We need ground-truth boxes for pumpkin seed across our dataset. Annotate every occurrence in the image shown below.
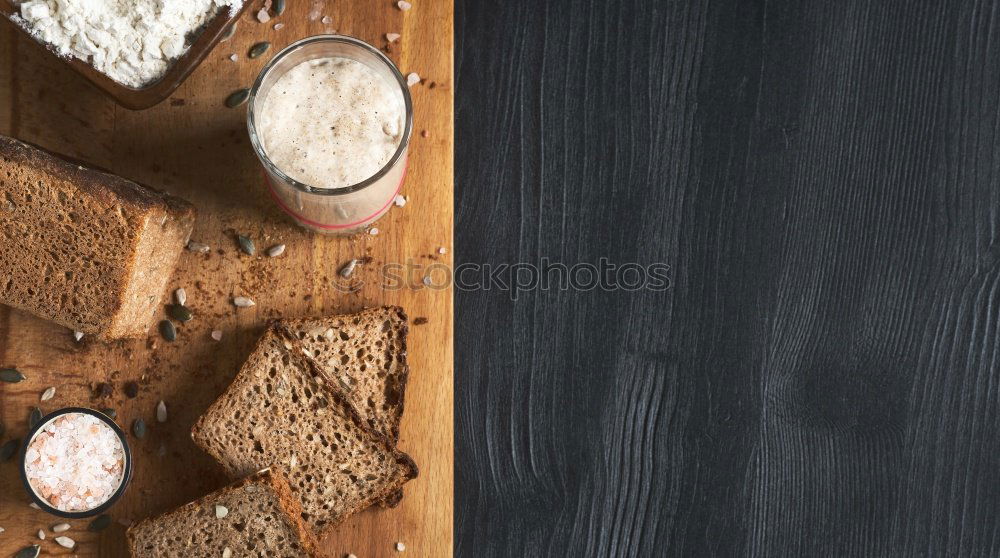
[159,320,177,341]
[132,418,146,439]
[54,536,75,549]
[225,88,250,108]
[88,514,112,532]
[233,296,256,308]
[156,400,167,423]
[237,234,256,255]
[248,41,270,59]
[40,386,56,402]
[14,545,40,558]
[266,244,285,257]
[28,407,42,429]
[100,408,117,419]
[273,0,286,15]
[0,368,25,383]
[220,22,237,42]
[0,438,19,461]
[168,304,193,322]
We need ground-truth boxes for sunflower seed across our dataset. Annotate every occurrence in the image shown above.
[225,88,250,108]
[37,529,45,540]
[54,536,75,549]
[215,505,229,519]
[132,418,146,439]
[233,297,255,308]
[273,0,286,15]
[223,547,233,558]
[73,330,84,342]
[397,0,411,11]
[406,72,420,86]
[52,523,70,533]
[100,408,117,419]
[386,33,400,42]
[174,288,187,305]
[339,259,358,278]
[14,545,39,558]
[220,22,237,42]
[29,407,42,429]
[187,241,211,253]
[88,515,111,532]
[159,320,177,341]
[237,234,256,255]
[248,41,270,59]
[266,244,285,257]
[211,329,223,341]
[0,368,25,383]
[168,304,193,322]
[0,438,19,461]
[156,400,167,423]
[40,387,55,402]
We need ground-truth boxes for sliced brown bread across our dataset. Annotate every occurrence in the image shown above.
[280,306,410,508]
[0,135,195,338]
[127,468,318,558]
[191,326,418,532]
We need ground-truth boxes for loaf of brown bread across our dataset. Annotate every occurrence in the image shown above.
[281,306,411,507]
[191,325,418,532]
[127,468,318,558]
[0,135,195,338]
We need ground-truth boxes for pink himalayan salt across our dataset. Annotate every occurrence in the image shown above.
[24,413,125,512]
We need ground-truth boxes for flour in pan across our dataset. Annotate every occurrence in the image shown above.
[12,0,243,88]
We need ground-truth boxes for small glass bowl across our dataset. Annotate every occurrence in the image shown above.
[247,35,413,234]
[19,407,133,519]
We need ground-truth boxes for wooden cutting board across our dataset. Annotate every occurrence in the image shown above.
[0,1,452,556]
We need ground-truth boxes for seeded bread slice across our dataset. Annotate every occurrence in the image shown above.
[127,468,318,558]
[191,326,418,532]
[0,135,195,338]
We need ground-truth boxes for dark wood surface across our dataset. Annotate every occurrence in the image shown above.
[456,0,1000,556]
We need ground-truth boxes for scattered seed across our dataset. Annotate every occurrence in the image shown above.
[0,439,19,461]
[28,407,42,429]
[238,234,256,255]
[168,304,193,322]
[223,547,233,558]
[394,194,407,207]
[175,288,187,306]
[339,259,358,278]
[396,541,406,551]
[159,320,177,341]
[73,330,84,342]
[40,387,55,402]
[273,22,284,30]
[124,381,139,399]
[220,22,237,41]
[187,241,211,253]
[438,246,447,254]
[397,0,412,11]
[421,129,429,138]
[14,545,39,558]
[52,523,70,533]
[386,33,400,42]
[88,515,111,532]
[156,400,167,423]
[37,529,44,540]
[54,536,75,549]
[249,41,271,59]
[211,329,223,341]
[413,317,429,325]
[132,419,146,439]
[233,297,256,308]
[225,88,250,108]
[406,72,420,86]
[216,504,229,519]
[256,8,270,22]
[369,227,380,235]
[0,368,25,383]
[100,408,117,419]
[266,244,286,257]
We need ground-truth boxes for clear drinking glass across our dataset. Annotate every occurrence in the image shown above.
[247,35,413,234]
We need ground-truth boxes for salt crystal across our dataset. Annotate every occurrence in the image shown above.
[438,247,447,254]
[396,541,406,551]
[386,33,401,42]
[406,72,420,87]
[397,1,412,11]
[73,330,84,342]
[321,15,332,24]
[273,23,284,30]
[394,194,407,207]
[211,329,223,341]
[369,227,380,235]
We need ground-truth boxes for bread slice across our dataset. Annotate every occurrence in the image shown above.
[281,306,411,508]
[191,326,418,532]
[127,468,318,558]
[0,135,195,338]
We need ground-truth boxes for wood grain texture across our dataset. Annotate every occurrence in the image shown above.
[456,0,1000,556]
[0,0,452,556]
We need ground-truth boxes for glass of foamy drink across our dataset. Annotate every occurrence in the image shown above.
[248,35,413,234]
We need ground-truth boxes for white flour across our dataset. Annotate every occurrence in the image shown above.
[12,0,243,88]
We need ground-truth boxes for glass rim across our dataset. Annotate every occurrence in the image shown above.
[247,34,413,196]
[19,407,133,519]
